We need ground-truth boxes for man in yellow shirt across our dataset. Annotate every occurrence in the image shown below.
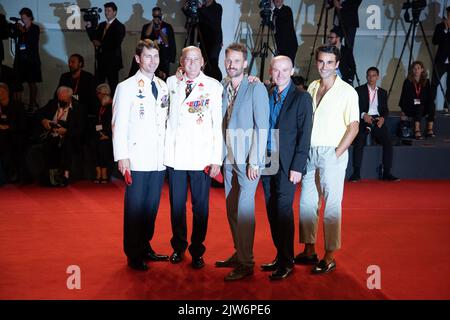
[296,45,359,274]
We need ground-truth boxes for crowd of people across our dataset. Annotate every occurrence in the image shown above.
[0,1,449,279]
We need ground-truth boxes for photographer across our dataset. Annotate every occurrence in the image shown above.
[38,86,84,187]
[87,2,125,95]
[0,83,26,185]
[13,8,42,111]
[330,0,362,53]
[182,0,223,81]
[272,0,298,65]
[129,7,176,80]
[431,6,450,113]
[1,13,9,62]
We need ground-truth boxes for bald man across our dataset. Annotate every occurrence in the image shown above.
[164,46,223,269]
[260,56,313,280]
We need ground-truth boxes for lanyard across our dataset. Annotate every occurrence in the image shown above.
[72,76,80,95]
[98,105,106,123]
[414,82,422,98]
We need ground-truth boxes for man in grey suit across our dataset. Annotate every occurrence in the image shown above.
[215,43,270,281]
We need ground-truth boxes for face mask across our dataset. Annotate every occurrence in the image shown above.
[59,100,69,108]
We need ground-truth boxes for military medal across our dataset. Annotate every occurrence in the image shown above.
[137,79,145,99]
[139,103,145,119]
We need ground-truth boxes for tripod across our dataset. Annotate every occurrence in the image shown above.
[305,0,330,83]
[387,11,448,112]
[248,21,277,81]
[184,18,210,72]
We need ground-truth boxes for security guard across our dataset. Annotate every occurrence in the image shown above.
[112,39,169,271]
[164,46,223,269]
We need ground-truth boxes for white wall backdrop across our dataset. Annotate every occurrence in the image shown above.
[0,0,447,110]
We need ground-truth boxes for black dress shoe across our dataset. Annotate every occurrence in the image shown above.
[192,256,205,269]
[127,258,148,271]
[269,266,294,280]
[144,250,169,262]
[224,265,254,281]
[382,173,400,182]
[260,259,278,272]
[312,259,336,274]
[294,253,319,265]
[349,173,361,182]
[170,251,184,264]
[215,256,238,268]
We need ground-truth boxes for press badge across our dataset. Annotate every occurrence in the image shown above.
[19,44,26,50]
[414,99,421,105]
[96,124,103,131]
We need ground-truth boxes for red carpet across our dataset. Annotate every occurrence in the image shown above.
[1,179,450,300]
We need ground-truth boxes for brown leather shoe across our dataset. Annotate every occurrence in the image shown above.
[224,265,254,281]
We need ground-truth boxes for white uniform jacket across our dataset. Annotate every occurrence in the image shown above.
[164,72,223,170]
[112,70,169,171]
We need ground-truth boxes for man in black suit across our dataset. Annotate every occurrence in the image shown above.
[431,6,450,113]
[331,0,362,52]
[260,55,313,280]
[38,86,84,186]
[273,0,298,65]
[349,67,399,182]
[88,2,125,94]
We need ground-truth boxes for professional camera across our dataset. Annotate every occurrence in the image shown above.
[7,17,23,38]
[402,0,427,23]
[185,0,205,23]
[259,0,273,27]
[81,7,102,29]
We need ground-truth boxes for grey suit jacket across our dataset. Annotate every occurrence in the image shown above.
[222,76,270,171]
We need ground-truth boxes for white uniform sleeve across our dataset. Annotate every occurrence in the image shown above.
[112,82,130,161]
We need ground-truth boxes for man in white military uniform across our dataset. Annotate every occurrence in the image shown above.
[165,46,223,269]
[112,39,170,271]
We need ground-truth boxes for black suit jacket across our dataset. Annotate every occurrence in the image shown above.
[57,70,96,115]
[355,84,389,119]
[432,21,450,64]
[38,99,84,147]
[0,14,9,61]
[273,5,298,56]
[272,82,313,176]
[95,19,126,70]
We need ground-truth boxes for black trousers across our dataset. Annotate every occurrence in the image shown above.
[167,167,211,258]
[352,122,393,175]
[123,170,165,260]
[261,170,296,269]
[431,62,450,110]
[96,62,119,95]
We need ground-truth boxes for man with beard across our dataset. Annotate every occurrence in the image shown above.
[215,43,269,281]
[56,54,96,115]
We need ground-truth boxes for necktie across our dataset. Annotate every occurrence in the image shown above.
[151,81,158,100]
[226,83,238,123]
[185,80,193,98]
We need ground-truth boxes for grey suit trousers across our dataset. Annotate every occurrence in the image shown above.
[224,164,260,267]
